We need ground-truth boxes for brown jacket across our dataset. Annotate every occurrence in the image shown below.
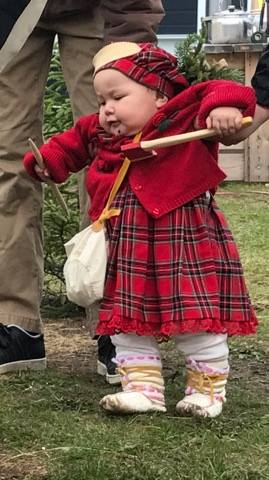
[0,0,164,73]
[41,0,165,43]
[103,0,165,43]
[41,0,100,18]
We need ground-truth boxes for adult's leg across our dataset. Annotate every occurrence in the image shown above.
[0,26,55,330]
[100,333,166,414]
[0,26,55,372]
[174,333,229,418]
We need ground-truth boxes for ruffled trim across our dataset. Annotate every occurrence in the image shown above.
[95,314,258,337]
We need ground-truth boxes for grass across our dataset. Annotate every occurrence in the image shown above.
[1,369,269,479]
[1,182,269,480]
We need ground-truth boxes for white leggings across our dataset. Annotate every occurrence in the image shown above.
[111,332,229,367]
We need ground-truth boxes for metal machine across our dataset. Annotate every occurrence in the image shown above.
[204,0,268,43]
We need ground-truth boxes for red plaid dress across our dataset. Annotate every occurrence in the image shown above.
[96,186,257,337]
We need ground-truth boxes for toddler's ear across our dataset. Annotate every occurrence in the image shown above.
[156,93,168,109]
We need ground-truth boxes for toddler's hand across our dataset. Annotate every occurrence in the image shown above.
[34,165,51,182]
[206,107,243,136]
[24,150,51,182]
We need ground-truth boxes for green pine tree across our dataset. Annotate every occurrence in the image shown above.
[43,48,82,316]
[175,31,244,84]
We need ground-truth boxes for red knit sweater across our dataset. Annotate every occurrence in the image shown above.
[24,80,255,220]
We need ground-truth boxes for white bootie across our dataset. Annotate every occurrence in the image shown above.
[100,391,167,414]
[176,392,224,418]
[176,357,228,418]
[100,358,166,414]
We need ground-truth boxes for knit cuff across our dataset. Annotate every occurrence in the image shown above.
[197,85,256,127]
[23,145,70,183]
[37,144,69,183]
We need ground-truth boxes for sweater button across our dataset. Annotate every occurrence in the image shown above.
[152,207,160,216]
[134,184,142,191]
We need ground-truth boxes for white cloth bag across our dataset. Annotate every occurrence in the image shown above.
[63,225,107,307]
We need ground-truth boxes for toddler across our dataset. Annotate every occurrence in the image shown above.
[24,42,257,417]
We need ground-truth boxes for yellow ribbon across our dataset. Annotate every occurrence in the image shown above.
[187,369,228,401]
[91,208,121,232]
[92,132,142,231]
[116,364,164,389]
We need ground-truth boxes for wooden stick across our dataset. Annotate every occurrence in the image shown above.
[28,138,69,216]
[139,116,253,151]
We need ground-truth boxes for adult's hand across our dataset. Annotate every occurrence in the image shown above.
[220,104,269,145]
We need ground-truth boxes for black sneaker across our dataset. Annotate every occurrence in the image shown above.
[0,324,46,374]
[97,335,121,385]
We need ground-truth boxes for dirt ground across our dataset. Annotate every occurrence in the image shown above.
[44,317,97,376]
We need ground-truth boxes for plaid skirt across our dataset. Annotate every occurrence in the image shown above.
[96,187,258,337]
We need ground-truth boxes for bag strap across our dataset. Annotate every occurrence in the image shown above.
[92,131,142,231]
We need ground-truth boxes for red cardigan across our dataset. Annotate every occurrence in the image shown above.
[24,80,255,220]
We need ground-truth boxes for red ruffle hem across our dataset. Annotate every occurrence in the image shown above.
[95,187,258,338]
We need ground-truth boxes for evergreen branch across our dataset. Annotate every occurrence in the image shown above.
[175,31,244,85]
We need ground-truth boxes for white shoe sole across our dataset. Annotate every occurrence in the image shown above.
[100,391,167,414]
[175,393,224,418]
[97,360,121,385]
[0,358,47,374]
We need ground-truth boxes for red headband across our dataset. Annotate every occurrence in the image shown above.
[96,43,189,99]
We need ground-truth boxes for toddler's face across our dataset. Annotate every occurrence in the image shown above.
[94,69,167,136]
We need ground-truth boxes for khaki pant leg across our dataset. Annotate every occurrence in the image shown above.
[0,27,54,332]
[55,10,104,229]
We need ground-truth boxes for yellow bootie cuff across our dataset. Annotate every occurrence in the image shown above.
[186,369,228,401]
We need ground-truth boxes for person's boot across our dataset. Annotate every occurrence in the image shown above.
[0,324,46,374]
[97,335,121,384]
[100,355,166,414]
[175,357,229,418]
